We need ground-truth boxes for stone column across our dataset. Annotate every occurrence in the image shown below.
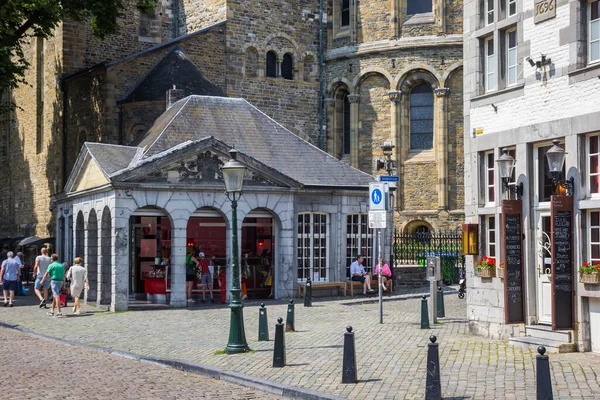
[388,90,402,221]
[296,61,304,82]
[434,87,450,210]
[170,219,187,307]
[83,218,90,304]
[348,94,360,168]
[112,214,129,311]
[324,97,337,155]
[390,0,399,38]
[434,0,446,34]
[96,221,103,307]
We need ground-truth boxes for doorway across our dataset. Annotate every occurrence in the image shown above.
[535,211,552,324]
[241,214,274,299]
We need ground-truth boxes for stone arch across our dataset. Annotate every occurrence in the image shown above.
[352,67,394,90]
[402,219,436,235]
[327,82,351,160]
[244,46,259,77]
[398,68,441,93]
[128,123,147,144]
[266,50,278,78]
[75,211,85,260]
[86,209,98,303]
[264,33,300,55]
[281,52,294,80]
[441,62,463,85]
[327,77,355,96]
[100,206,112,305]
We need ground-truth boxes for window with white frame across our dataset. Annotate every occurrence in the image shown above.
[506,29,518,86]
[486,0,495,25]
[346,214,374,278]
[485,37,496,92]
[486,215,497,258]
[485,151,495,204]
[297,213,329,282]
[507,0,516,17]
[589,134,600,195]
[589,211,600,263]
[590,0,599,64]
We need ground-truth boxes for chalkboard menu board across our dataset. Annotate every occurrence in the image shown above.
[551,195,574,330]
[502,200,525,324]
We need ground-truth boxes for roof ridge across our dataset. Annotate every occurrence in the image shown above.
[142,96,193,157]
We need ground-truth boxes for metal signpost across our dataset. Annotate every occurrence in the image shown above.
[369,182,388,324]
[426,256,441,325]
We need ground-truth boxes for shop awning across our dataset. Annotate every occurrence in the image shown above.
[17,236,55,247]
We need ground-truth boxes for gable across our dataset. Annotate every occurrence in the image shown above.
[71,156,110,193]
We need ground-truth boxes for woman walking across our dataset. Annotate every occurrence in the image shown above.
[66,257,89,315]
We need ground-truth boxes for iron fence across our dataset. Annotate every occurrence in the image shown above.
[393,230,464,284]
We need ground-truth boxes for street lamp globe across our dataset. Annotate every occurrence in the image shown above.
[546,140,566,181]
[221,149,246,193]
[496,148,516,181]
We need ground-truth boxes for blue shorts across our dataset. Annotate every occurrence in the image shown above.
[35,277,50,290]
[50,280,63,297]
[2,280,17,292]
[351,275,366,283]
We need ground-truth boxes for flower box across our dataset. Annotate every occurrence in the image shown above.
[478,267,496,278]
[497,267,505,279]
[580,273,600,284]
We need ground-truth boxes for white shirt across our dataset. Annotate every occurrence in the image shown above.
[35,255,51,277]
[66,265,87,288]
[350,260,365,276]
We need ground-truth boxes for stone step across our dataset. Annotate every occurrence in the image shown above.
[525,325,572,343]
[508,336,577,353]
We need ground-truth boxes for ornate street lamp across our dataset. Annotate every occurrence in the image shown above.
[496,148,524,199]
[545,140,574,196]
[221,148,249,354]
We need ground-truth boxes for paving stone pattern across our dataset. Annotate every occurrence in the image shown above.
[2,288,600,399]
[2,326,280,400]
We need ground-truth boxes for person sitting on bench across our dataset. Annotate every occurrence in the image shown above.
[375,257,392,291]
[350,255,374,295]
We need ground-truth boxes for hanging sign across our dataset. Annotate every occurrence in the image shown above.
[502,200,525,324]
[551,195,574,330]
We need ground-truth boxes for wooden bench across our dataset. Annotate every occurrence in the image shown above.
[298,281,347,298]
[346,278,393,296]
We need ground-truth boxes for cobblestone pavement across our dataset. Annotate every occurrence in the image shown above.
[2,288,600,399]
[3,326,281,399]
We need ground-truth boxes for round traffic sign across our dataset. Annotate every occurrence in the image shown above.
[371,188,382,205]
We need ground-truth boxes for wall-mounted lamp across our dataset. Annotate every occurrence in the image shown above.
[462,223,479,256]
[526,54,551,69]
[545,139,574,196]
[496,148,524,199]
[125,189,132,197]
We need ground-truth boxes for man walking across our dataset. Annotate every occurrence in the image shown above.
[1,252,21,306]
[197,252,213,303]
[350,255,374,296]
[33,248,52,308]
[40,254,65,317]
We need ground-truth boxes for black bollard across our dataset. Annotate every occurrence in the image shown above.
[536,346,554,400]
[437,286,445,318]
[258,303,269,341]
[304,278,312,307]
[273,317,286,368]
[341,326,357,384]
[285,299,295,332]
[425,335,441,400]
[421,295,430,329]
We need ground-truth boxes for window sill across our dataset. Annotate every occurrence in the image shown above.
[334,27,351,39]
[405,150,435,164]
[403,12,435,26]
[470,83,525,107]
[568,62,600,84]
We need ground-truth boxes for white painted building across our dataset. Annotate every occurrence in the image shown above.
[464,0,600,352]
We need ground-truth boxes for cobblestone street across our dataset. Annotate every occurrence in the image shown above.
[3,326,280,399]
[2,288,600,399]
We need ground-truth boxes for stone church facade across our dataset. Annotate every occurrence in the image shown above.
[1,0,464,247]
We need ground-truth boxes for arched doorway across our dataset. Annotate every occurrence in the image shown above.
[75,212,84,261]
[241,209,276,300]
[100,207,112,305]
[186,208,227,303]
[87,210,98,303]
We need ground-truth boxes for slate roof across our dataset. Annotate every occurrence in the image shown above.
[134,95,374,188]
[118,48,225,104]
[85,143,142,176]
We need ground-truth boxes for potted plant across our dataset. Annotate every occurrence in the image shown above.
[476,255,496,278]
[497,261,505,279]
[579,262,600,284]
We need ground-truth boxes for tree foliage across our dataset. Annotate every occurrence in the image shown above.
[0,0,157,96]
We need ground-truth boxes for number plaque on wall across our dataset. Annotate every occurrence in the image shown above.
[502,200,525,324]
[551,195,574,330]
[534,0,556,24]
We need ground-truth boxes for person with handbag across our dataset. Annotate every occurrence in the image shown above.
[185,250,199,303]
[66,257,89,315]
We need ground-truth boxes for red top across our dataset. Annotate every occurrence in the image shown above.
[199,258,210,275]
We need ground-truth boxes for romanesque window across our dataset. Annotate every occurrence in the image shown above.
[36,36,44,154]
[281,53,293,80]
[345,214,373,278]
[407,0,432,14]
[590,0,599,64]
[266,51,277,78]
[343,94,351,155]
[409,83,434,150]
[341,0,350,27]
[297,213,329,282]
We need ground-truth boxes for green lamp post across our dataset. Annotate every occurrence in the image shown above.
[221,148,250,354]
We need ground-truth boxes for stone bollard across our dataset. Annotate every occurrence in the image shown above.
[437,286,445,318]
[304,277,312,307]
[421,295,430,329]
[285,299,295,332]
[341,326,357,384]
[536,346,554,400]
[273,317,286,368]
[425,335,441,400]
[258,303,269,341]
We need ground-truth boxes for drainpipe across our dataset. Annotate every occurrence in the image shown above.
[318,0,324,150]
[118,105,123,145]
[61,80,68,189]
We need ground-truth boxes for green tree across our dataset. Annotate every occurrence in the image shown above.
[0,0,156,98]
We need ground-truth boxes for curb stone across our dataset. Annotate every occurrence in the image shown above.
[2,320,347,400]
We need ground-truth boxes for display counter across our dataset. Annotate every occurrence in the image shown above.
[142,265,169,297]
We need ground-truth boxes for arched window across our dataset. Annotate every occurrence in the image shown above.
[407,0,432,14]
[409,83,434,150]
[343,94,351,155]
[266,51,277,78]
[281,53,293,80]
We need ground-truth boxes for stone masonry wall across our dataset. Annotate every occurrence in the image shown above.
[358,74,390,174]
[446,68,464,211]
[177,0,226,35]
[356,0,393,42]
